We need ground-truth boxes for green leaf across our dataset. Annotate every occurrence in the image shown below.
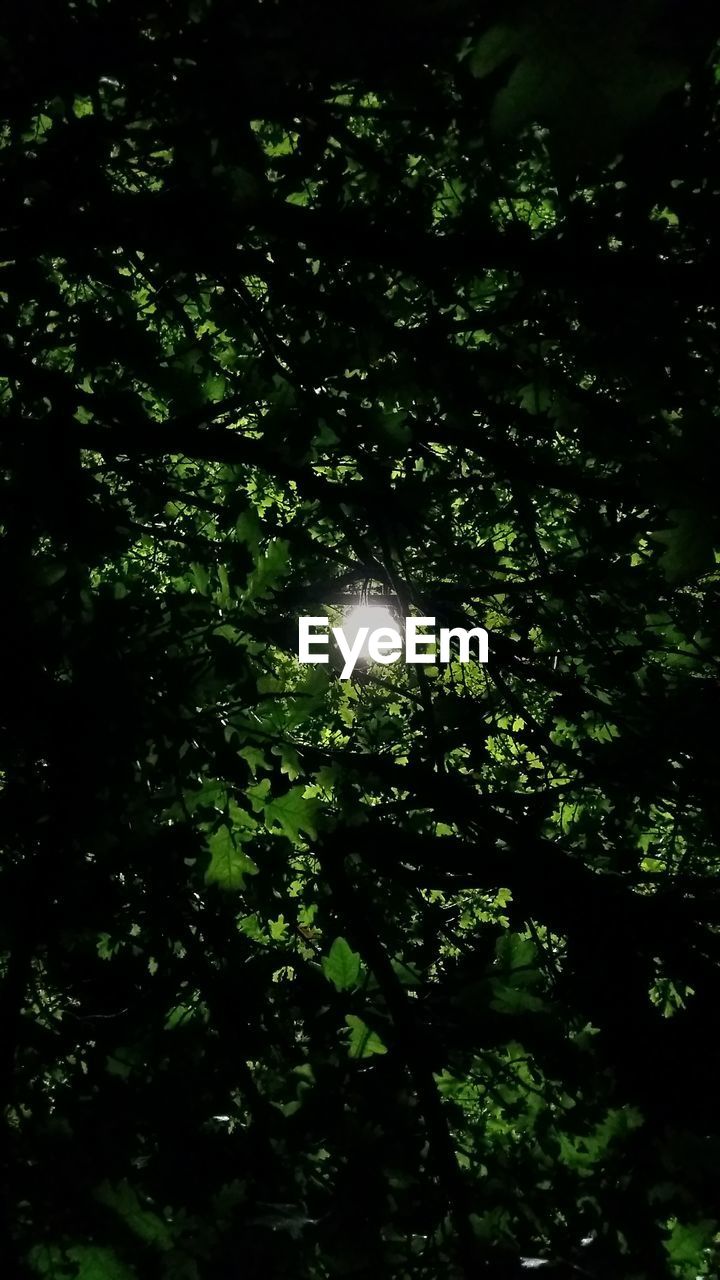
[95,1180,173,1251]
[105,1046,141,1079]
[35,559,68,587]
[235,508,261,554]
[469,7,686,165]
[264,787,320,843]
[163,1001,208,1030]
[390,958,423,987]
[468,22,518,78]
[97,932,121,960]
[345,1015,388,1058]
[665,1218,717,1269]
[653,508,715,583]
[494,932,537,975]
[67,1246,135,1280]
[205,826,258,891]
[216,562,231,602]
[28,1245,72,1279]
[245,538,289,600]
[246,777,272,812]
[490,986,546,1014]
[190,562,209,595]
[491,933,545,1012]
[269,914,288,940]
[322,937,362,991]
[203,373,226,402]
[212,1179,247,1216]
[238,745,270,776]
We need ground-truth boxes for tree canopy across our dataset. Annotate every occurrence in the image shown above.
[2,2,720,1277]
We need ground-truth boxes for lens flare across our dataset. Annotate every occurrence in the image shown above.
[342,604,398,662]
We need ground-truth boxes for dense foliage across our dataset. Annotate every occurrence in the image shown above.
[2,2,720,1276]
